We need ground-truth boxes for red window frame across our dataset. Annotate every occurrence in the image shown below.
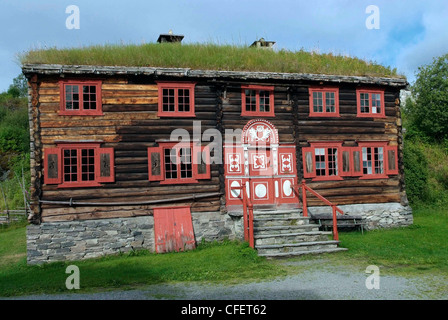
[309,87,340,117]
[148,142,210,184]
[358,142,388,179]
[44,143,115,188]
[241,85,275,117]
[157,82,196,117]
[59,80,102,116]
[302,142,343,181]
[356,89,385,118]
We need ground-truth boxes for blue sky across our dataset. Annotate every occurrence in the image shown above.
[1,0,447,92]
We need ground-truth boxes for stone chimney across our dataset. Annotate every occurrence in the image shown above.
[157,30,184,43]
[250,38,275,49]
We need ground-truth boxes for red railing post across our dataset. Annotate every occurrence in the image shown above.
[301,179,308,217]
[248,202,254,248]
[332,205,339,241]
[241,183,249,242]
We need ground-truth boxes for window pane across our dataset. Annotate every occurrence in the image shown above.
[65,85,80,110]
[313,92,323,113]
[327,148,338,176]
[81,148,95,181]
[325,92,335,113]
[163,89,175,112]
[360,93,369,113]
[372,93,381,114]
[315,148,326,176]
[180,147,192,179]
[177,89,190,112]
[63,149,78,182]
[81,85,97,110]
[164,148,177,179]
[374,147,384,174]
[245,89,256,112]
[259,90,270,112]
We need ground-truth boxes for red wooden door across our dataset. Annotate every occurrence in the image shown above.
[153,206,196,253]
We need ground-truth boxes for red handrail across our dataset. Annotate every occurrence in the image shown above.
[230,182,254,248]
[293,180,344,241]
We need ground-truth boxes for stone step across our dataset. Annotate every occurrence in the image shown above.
[256,240,340,255]
[253,216,310,227]
[254,224,320,235]
[254,231,333,246]
[258,247,348,258]
[253,209,304,220]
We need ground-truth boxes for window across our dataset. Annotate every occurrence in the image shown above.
[148,142,210,184]
[357,89,385,118]
[157,82,196,117]
[241,85,275,117]
[59,80,102,115]
[302,143,343,181]
[358,142,389,179]
[44,143,115,187]
[309,87,340,117]
[303,142,399,180]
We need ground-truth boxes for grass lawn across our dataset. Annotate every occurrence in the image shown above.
[335,206,448,275]
[0,230,286,297]
[0,206,447,297]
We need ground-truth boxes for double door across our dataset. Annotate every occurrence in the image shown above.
[225,145,298,207]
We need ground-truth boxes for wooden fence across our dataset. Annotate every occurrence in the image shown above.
[0,209,27,225]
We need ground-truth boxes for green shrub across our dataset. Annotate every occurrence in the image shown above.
[403,139,429,204]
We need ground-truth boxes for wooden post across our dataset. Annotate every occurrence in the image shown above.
[241,183,249,242]
[301,180,308,217]
[248,202,254,249]
[332,205,339,241]
[15,170,29,216]
[0,183,9,223]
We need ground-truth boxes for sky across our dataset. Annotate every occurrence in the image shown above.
[1,0,448,92]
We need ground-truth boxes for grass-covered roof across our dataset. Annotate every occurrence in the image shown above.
[19,42,404,79]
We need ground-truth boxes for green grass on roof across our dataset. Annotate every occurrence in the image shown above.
[19,42,404,78]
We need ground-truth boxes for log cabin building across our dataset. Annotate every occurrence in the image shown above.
[22,38,413,264]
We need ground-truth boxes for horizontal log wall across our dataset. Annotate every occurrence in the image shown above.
[32,75,404,222]
[37,76,221,222]
[293,83,403,206]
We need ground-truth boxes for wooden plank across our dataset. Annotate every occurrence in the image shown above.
[102,84,157,91]
[102,97,158,105]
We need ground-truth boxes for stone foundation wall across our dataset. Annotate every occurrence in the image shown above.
[27,211,243,265]
[308,202,413,230]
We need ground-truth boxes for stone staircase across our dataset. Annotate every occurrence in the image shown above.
[253,208,347,258]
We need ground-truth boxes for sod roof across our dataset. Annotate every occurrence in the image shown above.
[19,42,405,80]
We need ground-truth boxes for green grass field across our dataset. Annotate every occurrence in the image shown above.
[0,206,447,297]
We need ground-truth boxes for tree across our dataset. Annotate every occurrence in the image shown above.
[406,54,448,141]
[9,74,28,98]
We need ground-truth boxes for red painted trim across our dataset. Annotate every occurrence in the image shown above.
[356,88,386,118]
[59,80,103,116]
[154,142,209,184]
[96,147,115,183]
[306,142,343,181]
[157,82,196,118]
[148,146,164,181]
[358,141,389,179]
[385,144,399,175]
[43,147,62,185]
[308,87,340,117]
[241,85,275,117]
[52,143,114,188]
